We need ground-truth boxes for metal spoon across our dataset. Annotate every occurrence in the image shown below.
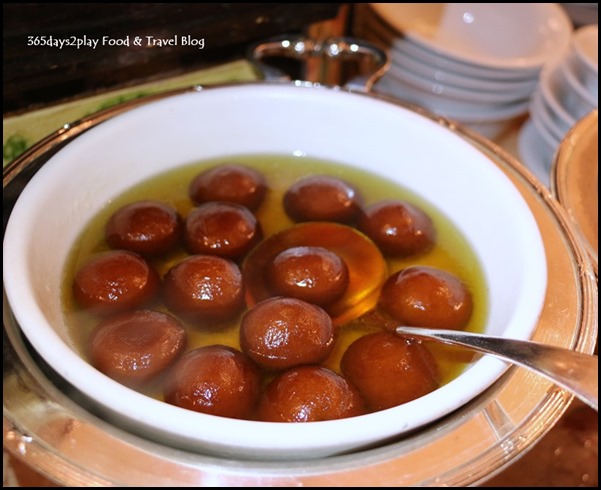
[395,326,598,411]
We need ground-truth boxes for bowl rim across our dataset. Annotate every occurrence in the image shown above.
[2,81,548,460]
[551,108,598,273]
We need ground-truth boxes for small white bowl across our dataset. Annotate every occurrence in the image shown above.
[375,68,530,117]
[568,24,598,98]
[386,61,530,105]
[529,88,570,141]
[518,119,554,185]
[386,43,538,97]
[538,62,578,128]
[3,83,548,461]
[559,49,597,106]
[533,86,573,136]
[369,3,573,73]
[374,74,530,141]
[548,59,597,121]
[363,24,538,96]
[390,33,539,81]
[359,5,548,81]
[529,100,562,163]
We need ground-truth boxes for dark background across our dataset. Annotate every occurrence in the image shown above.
[3,3,344,114]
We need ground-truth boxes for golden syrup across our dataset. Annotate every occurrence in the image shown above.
[62,153,488,401]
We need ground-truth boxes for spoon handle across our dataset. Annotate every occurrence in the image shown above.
[395,326,598,411]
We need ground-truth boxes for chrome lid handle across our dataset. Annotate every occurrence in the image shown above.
[247,34,389,91]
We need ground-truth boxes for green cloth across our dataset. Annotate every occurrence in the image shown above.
[3,60,259,166]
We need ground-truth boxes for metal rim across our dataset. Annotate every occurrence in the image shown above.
[550,109,598,274]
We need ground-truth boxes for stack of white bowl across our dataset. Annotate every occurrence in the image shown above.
[519,24,598,184]
[353,3,573,140]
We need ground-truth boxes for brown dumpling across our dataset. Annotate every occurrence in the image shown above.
[72,250,161,316]
[256,365,366,422]
[164,345,261,419]
[240,297,335,371]
[283,175,363,224]
[89,309,187,387]
[105,200,182,256]
[188,163,267,211]
[341,331,441,412]
[266,246,349,306]
[184,201,262,260]
[357,200,435,257]
[378,265,473,330]
[162,254,245,324]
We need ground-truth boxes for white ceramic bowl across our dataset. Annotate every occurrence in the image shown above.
[374,69,530,120]
[358,4,549,81]
[386,31,537,81]
[543,59,597,122]
[538,62,578,128]
[529,95,562,155]
[557,58,598,115]
[386,42,538,97]
[518,119,554,186]
[529,88,570,142]
[530,87,573,138]
[369,3,573,73]
[385,62,529,105]
[374,75,529,140]
[362,22,538,96]
[567,24,598,98]
[3,83,547,460]
[527,89,566,176]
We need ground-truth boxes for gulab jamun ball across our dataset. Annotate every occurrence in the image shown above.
[378,265,473,330]
[240,297,335,371]
[162,254,245,324]
[64,157,485,424]
[164,345,261,419]
[105,200,182,256]
[341,331,441,412]
[266,246,349,306]
[357,200,435,257]
[72,250,161,315]
[256,366,366,422]
[184,201,262,260]
[283,175,363,224]
[188,163,267,211]
[89,309,187,387]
